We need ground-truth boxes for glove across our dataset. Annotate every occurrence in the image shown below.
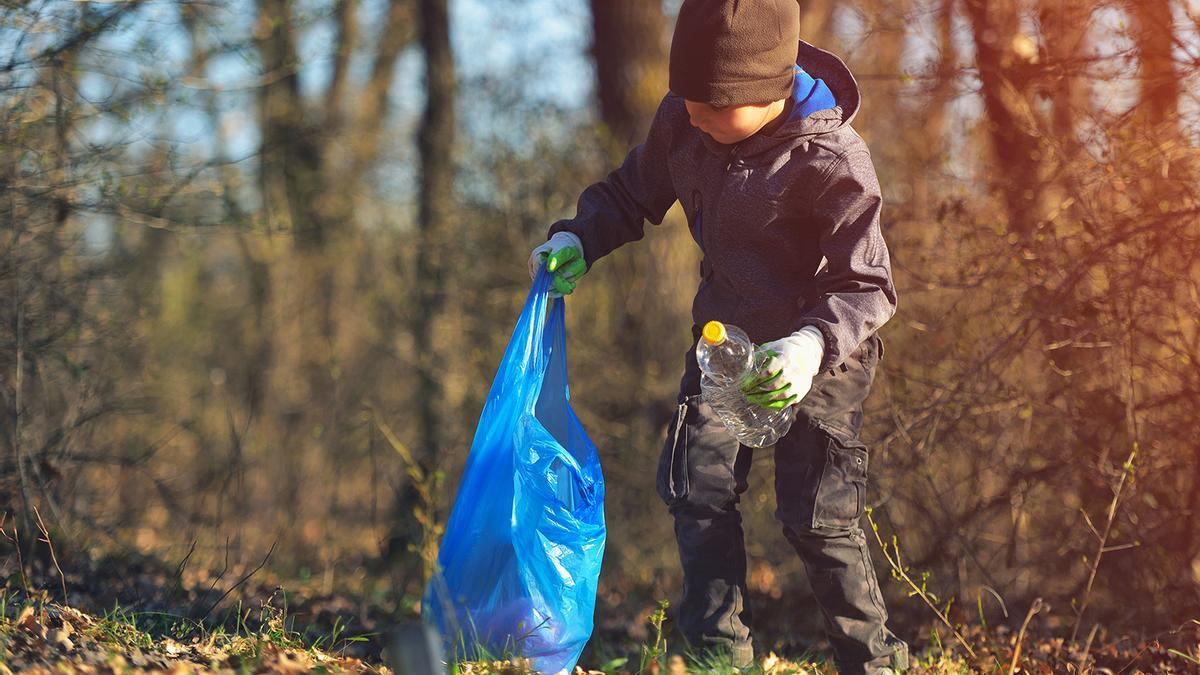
[528,232,586,298]
[741,326,826,410]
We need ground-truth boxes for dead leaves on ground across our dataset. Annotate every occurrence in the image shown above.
[0,600,383,674]
[3,599,1197,674]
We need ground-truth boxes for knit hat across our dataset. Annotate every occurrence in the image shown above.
[669,0,800,107]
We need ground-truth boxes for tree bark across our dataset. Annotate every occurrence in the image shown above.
[385,0,455,589]
[962,0,1046,241]
[1038,0,1090,145]
[256,0,340,531]
[912,0,955,226]
[347,0,417,194]
[589,0,667,147]
[324,0,358,135]
[1127,0,1181,130]
[587,0,671,442]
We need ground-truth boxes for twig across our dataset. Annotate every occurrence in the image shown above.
[1167,649,1200,666]
[1100,542,1139,554]
[0,513,30,593]
[1070,445,1137,646]
[366,402,443,585]
[173,539,197,598]
[1069,275,1143,648]
[866,507,977,659]
[175,539,197,580]
[32,506,67,604]
[1115,619,1200,674]
[194,536,232,617]
[196,540,277,625]
[1008,597,1044,675]
[1078,623,1100,673]
[980,585,1009,619]
[1078,507,1100,540]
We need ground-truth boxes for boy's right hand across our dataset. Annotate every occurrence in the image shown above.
[528,232,587,297]
[740,328,825,410]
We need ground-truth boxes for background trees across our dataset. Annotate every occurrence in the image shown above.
[2,0,1198,648]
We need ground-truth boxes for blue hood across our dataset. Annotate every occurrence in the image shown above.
[790,65,837,120]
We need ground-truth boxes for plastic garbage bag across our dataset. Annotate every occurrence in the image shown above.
[422,266,606,674]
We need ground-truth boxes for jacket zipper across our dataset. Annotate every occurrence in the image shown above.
[694,190,710,280]
[690,145,742,289]
[705,145,742,281]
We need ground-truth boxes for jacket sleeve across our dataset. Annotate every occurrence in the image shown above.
[546,95,681,269]
[793,148,898,373]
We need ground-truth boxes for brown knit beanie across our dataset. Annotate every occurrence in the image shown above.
[669,0,800,107]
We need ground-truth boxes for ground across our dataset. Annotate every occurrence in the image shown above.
[1,553,1197,674]
[2,591,1197,674]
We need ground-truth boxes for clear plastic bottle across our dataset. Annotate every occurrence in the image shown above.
[696,321,798,448]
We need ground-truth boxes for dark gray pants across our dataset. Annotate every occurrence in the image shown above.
[656,327,908,674]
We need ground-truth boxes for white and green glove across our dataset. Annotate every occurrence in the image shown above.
[741,326,826,410]
[528,232,586,298]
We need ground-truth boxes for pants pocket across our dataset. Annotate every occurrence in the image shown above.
[656,397,692,506]
[811,427,869,529]
[860,332,883,372]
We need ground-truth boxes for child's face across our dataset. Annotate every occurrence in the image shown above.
[684,98,784,145]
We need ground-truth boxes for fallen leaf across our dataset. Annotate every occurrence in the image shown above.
[48,628,74,651]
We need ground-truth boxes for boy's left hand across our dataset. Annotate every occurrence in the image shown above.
[741,327,825,410]
[529,232,587,298]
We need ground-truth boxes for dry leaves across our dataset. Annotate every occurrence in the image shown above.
[0,600,384,674]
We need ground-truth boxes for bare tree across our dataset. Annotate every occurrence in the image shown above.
[589,0,668,147]
[1126,0,1182,130]
[385,0,456,593]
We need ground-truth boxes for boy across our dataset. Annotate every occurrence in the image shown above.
[527,1,908,672]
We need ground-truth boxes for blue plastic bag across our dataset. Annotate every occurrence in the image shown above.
[423,266,606,674]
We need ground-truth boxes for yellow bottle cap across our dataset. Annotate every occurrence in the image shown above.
[702,321,727,345]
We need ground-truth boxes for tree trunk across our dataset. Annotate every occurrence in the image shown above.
[414,0,455,492]
[962,0,1046,240]
[911,0,955,226]
[1127,0,1181,130]
[385,0,455,593]
[348,0,417,193]
[855,0,908,132]
[587,0,672,441]
[589,0,667,147]
[580,0,687,592]
[256,0,340,533]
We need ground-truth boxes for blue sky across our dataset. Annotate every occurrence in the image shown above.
[0,0,594,171]
[3,0,1197,232]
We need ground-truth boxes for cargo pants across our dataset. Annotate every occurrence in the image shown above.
[655,326,909,674]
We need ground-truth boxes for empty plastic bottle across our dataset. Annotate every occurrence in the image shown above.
[696,321,798,448]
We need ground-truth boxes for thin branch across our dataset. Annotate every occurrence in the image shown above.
[1078,623,1101,673]
[32,505,67,604]
[196,540,278,625]
[1069,302,1144,645]
[866,507,977,660]
[0,512,29,594]
[1008,597,1045,675]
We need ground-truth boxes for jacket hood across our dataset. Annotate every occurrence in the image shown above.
[699,38,862,160]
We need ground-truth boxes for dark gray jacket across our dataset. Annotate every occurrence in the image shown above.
[547,40,897,373]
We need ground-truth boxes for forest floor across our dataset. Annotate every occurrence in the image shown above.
[1,550,1197,674]
[4,590,1199,675]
